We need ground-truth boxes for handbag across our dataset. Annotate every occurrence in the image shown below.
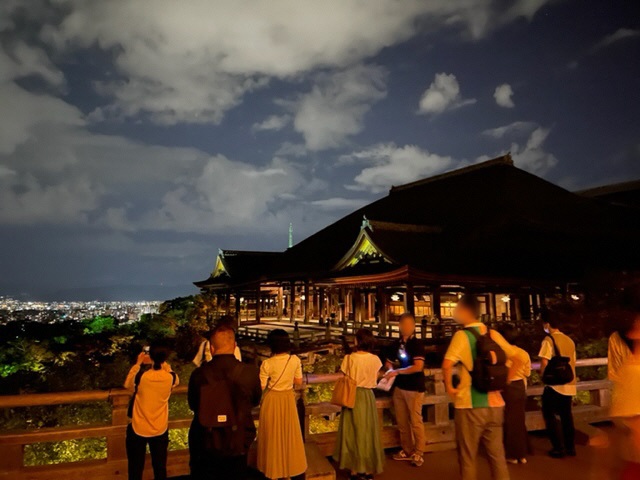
[542,334,574,386]
[331,355,357,408]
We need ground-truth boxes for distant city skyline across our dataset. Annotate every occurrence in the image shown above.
[1,1,639,296]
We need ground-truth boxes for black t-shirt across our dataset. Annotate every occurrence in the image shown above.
[387,336,426,392]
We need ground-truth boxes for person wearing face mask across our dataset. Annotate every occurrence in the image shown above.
[538,306,577,459]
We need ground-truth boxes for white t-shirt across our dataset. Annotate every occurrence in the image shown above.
[260,354,303,391]
[340,352,382,389]
[539,331,577,396]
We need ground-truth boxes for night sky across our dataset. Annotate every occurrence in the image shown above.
[1,1,639,299]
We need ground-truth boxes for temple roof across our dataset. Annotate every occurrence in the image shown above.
[195,156,640,289]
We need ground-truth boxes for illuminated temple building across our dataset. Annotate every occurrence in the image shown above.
[195,155,640,327]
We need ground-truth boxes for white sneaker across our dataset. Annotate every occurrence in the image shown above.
[506,458,518,465]
[519,458,527,464]
[411,453,424,467]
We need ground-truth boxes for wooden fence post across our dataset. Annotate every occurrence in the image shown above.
[107,392,130,471]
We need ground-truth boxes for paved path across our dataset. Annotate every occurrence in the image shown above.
[334,432,618,480]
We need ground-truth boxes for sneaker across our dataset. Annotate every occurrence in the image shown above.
[392,450,412,461]
[410,453,424,467]
[548,449,565,459]
[506,458,518,465]
[519,458,528,464]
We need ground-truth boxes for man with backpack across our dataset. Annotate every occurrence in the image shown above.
[538,306,577,458]
[188,324,261,479]
[442,294,524,480]
[124,342,179,480]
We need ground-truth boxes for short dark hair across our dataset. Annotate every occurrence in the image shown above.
[267,329,291,354]
[355,328,376,352]
[457,294,480,318]
[498,323,519,344]
[398,312,415,323]
[149,342,170,370]
[540,304,572,329]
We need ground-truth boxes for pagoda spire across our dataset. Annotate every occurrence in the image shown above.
[288,223,293,248]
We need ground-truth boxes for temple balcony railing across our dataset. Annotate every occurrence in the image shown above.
[0,358,610,479]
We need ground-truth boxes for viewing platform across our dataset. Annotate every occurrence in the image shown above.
[0,358,612,480]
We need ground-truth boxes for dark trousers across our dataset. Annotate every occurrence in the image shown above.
[191,453,248,480]
[503,379,528,459]
[126,424,169,480]
[542,386,575,452]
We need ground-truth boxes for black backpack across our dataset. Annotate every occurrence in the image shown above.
[541,334,574,386]
[127,365,176,418]
[465,327,508,393]
[198,363,245,456]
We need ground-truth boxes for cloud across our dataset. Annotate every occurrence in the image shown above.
[494,83,515,108]
[591,28,640,52]
[477,126,557,175]
[349,125,559,193]
[252,114,290,132]
[292,64,387,150]
[510,127,558,174]
[482,121,537,138]
[342,143,457,193]
[275,142,307,158]
[418,73,476,115]
[37,0,551,125]
[309,197,369,211]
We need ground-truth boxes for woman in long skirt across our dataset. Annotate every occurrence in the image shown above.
[258,329,307,479]
[334,329,385,479]
[499,324,531,464]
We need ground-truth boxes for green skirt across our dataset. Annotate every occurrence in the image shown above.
[333,387,384,474]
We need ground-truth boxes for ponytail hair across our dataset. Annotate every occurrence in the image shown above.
[149,343,170,370]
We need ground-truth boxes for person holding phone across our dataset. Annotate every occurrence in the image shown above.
[124,342,178,480]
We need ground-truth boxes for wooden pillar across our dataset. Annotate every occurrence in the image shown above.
[304,281,311,323]
[290,282,296,323]
[277,286,283,320]
[354,288,363,325]
[489,292,498,320]
[432,286,442,321]
[234,293,241,328]
[225,290,231,315]
[318,287,325,319]
[377,286,388,336]
[405,283,415,316]
[339,288,346,323]
[255,286,262,323]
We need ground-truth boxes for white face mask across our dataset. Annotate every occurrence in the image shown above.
[543,327,550,334]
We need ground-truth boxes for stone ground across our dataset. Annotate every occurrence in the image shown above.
[333,431,621,480]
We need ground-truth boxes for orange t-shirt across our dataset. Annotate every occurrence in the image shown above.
[124,364,178,437]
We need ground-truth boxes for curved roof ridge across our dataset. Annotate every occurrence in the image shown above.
[389,154,513,193]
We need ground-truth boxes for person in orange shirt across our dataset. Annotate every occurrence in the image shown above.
[124,343,179,480]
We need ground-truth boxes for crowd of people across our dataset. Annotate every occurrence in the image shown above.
[121,293,640,480]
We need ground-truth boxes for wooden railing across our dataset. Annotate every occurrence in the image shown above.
[0,358,611,479]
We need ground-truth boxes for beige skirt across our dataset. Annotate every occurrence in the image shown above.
[257,389,307,479]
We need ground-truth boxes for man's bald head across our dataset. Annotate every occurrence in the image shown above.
[210,324,236,355]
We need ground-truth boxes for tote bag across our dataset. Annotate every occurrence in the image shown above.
[331,355,357,408]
